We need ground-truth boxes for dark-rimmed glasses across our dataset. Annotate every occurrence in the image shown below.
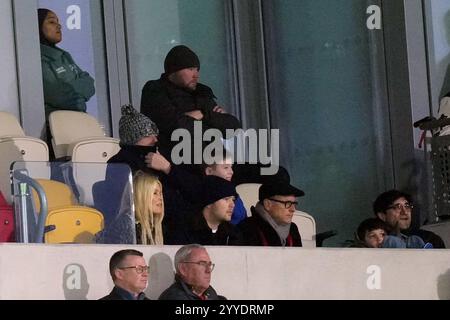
[181,261,215,271]
[387,203,413,211]
[269,198,298,209]
[118,265,150,274]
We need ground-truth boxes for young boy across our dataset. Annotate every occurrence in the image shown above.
[355,217,428,248]
[145,148,247,225]
[202,151,246,225]
[355,218,389,248]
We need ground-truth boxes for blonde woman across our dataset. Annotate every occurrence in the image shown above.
[133,171,164,245]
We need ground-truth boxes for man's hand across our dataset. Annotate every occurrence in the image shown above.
[145,152,171,175]
[213,106,226,114]
[184,110,204,120]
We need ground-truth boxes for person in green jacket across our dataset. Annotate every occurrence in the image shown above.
[38,8,95,156]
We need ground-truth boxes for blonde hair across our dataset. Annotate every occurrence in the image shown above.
[133,171,164,245]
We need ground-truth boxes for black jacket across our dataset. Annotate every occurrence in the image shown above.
[236,206,302,247]
[107,145,159,174]
[159,276,225,300]
[140,75,241,151]
[99,286,149,300]
[167,211,239,245]
[107,145,200,243]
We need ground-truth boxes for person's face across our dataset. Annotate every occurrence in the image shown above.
[115,255,148,295]
[205,162,233,181]
[378,197,412,233]
[42,11,62,44]
[135,135,158,147]
[364,228,386,248]
[151,183,163,215]
[180,248,213,294]
[264,195,297,225]
[170,67,199,91]
[209,196,235,222]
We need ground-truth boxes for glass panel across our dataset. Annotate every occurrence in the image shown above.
[37,0,111,133]
[264,0,389,246]
[11,161,135,244]
[125,0,235,114]
[423,0,450,112]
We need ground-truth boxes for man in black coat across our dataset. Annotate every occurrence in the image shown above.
[159,244,226,300]
[100,249,150,300]
[373,189,446,248]
[168,175,239,245]
[237,181,304,247]
[140,45,241,154]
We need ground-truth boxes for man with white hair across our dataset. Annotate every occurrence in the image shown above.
[159,244,225,300]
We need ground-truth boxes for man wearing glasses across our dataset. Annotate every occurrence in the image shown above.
[100,249,150,300]
[159,244,226,300]
[236,181,304,246]
[373,189,444,248]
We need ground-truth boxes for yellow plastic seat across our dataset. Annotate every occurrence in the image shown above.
[32,179,76,212]
[31,179,104,243]
[44,206,104,243]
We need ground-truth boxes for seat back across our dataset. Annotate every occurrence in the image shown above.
[236,183,261,215]
[31,179,76,212]
[69,138,120,163]
[49,111,106,158]
[293,211,316,248]
[31,178,104,243]
[0,111,25,137]
[0,112,49,204]
[44,206,104,243]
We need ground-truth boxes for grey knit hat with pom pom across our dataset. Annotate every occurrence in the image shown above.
[119,105,159,145]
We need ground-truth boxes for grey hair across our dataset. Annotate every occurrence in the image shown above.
[174,244,205,274]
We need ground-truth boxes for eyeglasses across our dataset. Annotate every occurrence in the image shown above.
[269,198,298,209]
[387,203,414,211]
[118,265,150,274]
[181,261,215,272]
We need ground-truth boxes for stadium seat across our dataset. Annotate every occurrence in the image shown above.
[49,110,120,162]
[0,111,49,204]
[31,178,104,243]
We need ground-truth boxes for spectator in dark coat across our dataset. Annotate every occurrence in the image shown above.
[108,104,160,172]
[100,249,149,300]
[237,181,304,247]
[145,148,247,225]
[105,105,194,242]
[373,190,445,248]
[169,176,239,245]
[140,45,241,153]
[159,244,226,300]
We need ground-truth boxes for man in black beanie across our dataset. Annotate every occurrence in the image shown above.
[166,175,240,245]
[140,45,241,157]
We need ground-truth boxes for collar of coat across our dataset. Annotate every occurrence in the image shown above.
[40,43,67,61]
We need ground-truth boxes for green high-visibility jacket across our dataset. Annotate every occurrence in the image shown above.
[40,44,95,118]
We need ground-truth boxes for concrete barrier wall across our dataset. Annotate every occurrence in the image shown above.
[0,244,449,300]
